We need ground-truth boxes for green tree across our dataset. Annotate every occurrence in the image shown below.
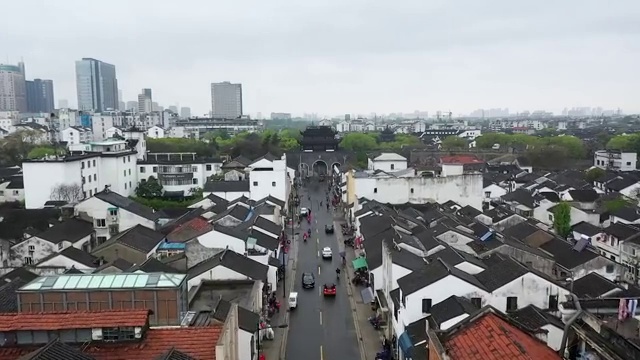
[553,202,572,238]
[441,136,467,150]
[27,146,59,159]
[585,167,605,182]
[547,136,585,158]
[604,198,634,212]
[135,176,164,198]
[0,130,40,166]
[606,135,636,151]
[339,133,378,152]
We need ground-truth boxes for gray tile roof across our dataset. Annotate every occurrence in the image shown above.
[39,246,99,268]
[429,296,479,327]
[571,272,622,298]
[92,225,165,254]
[94,190,161,221]
[154,348,195,360]
[18,339,96,360]
[187,248,268,282]
[128,257,181,273]
[34,218,94,244]
[509,304,564,330]
[253,216,281,236]
[203,180,250,193]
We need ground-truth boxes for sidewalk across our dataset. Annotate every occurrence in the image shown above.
[335,218,384,360]
[261,232,299,360]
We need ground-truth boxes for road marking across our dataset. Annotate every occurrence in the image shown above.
[318,266,321,275]
[315,219,318,224]
[317,251,320,258]
[316,238,319,246]
[319,311,323,325]
[316,229,319,233]
[320,345,324,360]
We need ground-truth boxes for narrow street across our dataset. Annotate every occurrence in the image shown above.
[285,178,360,360]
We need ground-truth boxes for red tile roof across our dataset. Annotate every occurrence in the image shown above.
[0,310,150,332]
[440,155,484,164]
[0,326,222,360]
[444,313,561,360]
[167,216,213,242]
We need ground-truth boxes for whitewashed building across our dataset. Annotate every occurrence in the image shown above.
[367,153,408,172]
[61,126,93,145]
[594,150,637,172]
[146,125,165,139]
[248,154,291,203]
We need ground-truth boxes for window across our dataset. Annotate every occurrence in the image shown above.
[410,188,414,194]
[272,181,276,187]
[109,208,118,216]
[193,178,198,185]
[128,169,131,175]
[96,219,106,228]
[548,295,558,311]
[23,257,33,265]
[0,191,3,196]
[93,160,96,167]
[390,164,395,170]
[162,166,169,173]
[94,174,97,181]
[606,264,614,273]
[192,166,198,172]
[123,170,126,177]
[374,188,378,193]
[140,167,146,173]
[97,236,107,245]
[124,183,127,190]
[28,245,35,252]
[129,181,132,188]
[548,214,553,221]
[471,297,482,308]
[627,162,632,166]
[123,158,126,164]
[83,191,87,198]
[206,164,212,171]
[102,327,136,341]
[87,161,91,168]
[177,167,183,173]
[128,156,131,163]
[81,162,85,169]
[153,166,158,173]
[88,176,92,183]
[421,298,432,314]
[484,191,491,198]
[82,177,86,184]
[58,243,64,251]
[253,181,258,186]
[89,190,92,196]
[506,297,518,312]
[13,190,18,195]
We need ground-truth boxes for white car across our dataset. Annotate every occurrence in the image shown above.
[300,208,309,217]
[322,247,332,259]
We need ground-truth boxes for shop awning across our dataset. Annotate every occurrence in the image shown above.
[398,331,413,356]
[352,257,367,270]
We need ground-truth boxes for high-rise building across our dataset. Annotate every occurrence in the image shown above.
[168,105,178,113]
[75,58,118,112]
[211,81,242,118]
[137,88,153,113]
[180,107,191,118]
[26,79,55,113]
[58,99,69,109]
[0,64,27,112]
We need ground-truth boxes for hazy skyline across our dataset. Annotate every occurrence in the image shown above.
[2,0,639,117]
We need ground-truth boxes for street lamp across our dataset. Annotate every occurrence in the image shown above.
[256,323,289,358]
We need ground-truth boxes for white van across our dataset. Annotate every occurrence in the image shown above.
[288,292,298,310]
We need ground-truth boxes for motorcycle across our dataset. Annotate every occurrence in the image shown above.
[368,315,382,330]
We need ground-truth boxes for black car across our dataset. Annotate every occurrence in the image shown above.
[325,224,334,234]
[302,272,315,289]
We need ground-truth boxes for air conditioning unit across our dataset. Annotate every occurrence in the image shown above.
[109,215,118,222]
[92,328,103,341]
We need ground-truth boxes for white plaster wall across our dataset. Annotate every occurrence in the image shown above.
[238,330,252,360]
[206,191,250,201]
[403,277,487,325]
[250,163,287,202]
[74,196,156,239]
[543,324,564,351]
[9,237,57,266]
[487,273,569,313]
[23,161,82,209]
[197,231,245,253]
[368,159,408,172]
[483,184,507,202]
[99,155,137,197]
[354,174,483,210]
[391,264,412,290]
[440,314,469,330]
[36,256,95,273]
[187,266,264,292]
[621,183,640,198]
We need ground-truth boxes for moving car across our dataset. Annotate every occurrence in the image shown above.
[288,292,298,309]
[322,247,332,259]
[323,284,336,296]
[324,224,334,234]
[300,208,309,217]
[301,272,315,289]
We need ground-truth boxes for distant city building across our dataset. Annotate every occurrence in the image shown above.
[75,58,118,112]
[168,105,178,113]
[138,88,153,113]
[211,81,242,118]
[58,99,69,109]
[270,112,291,120]
[0,63,27,112]
[126,101,138,112]
[180,107,191,118]
[26,79,55,113]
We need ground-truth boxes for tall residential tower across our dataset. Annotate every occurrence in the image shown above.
[0,63,27,112]
[26,79,55,113]
[211,81,242,118]
[75,58,118,112]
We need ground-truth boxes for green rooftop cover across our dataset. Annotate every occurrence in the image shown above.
[352,257,368,270]
[19,273,186,291]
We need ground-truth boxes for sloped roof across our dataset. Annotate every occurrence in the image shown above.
[34,218,94,244]
[571,272,622,298]
[18,339,96,360]
[187,248,268,282]
[430,296,479,327]
[203,180,250,193]
[166,217,213,243]
[0,310,150,331]
[39,246,99,268]
[92,225,165,254]
[94,190,161,221]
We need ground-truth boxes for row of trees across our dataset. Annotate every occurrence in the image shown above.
[606,133,640,154]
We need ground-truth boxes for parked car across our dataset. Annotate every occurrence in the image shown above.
[288,292,298,309]
[322,247,333,259]
[300,208,309,217]
[302,272,315,289]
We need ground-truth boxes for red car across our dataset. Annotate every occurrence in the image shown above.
[323,284,336,296]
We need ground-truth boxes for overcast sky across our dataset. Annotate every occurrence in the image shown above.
[2,0,639,117]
